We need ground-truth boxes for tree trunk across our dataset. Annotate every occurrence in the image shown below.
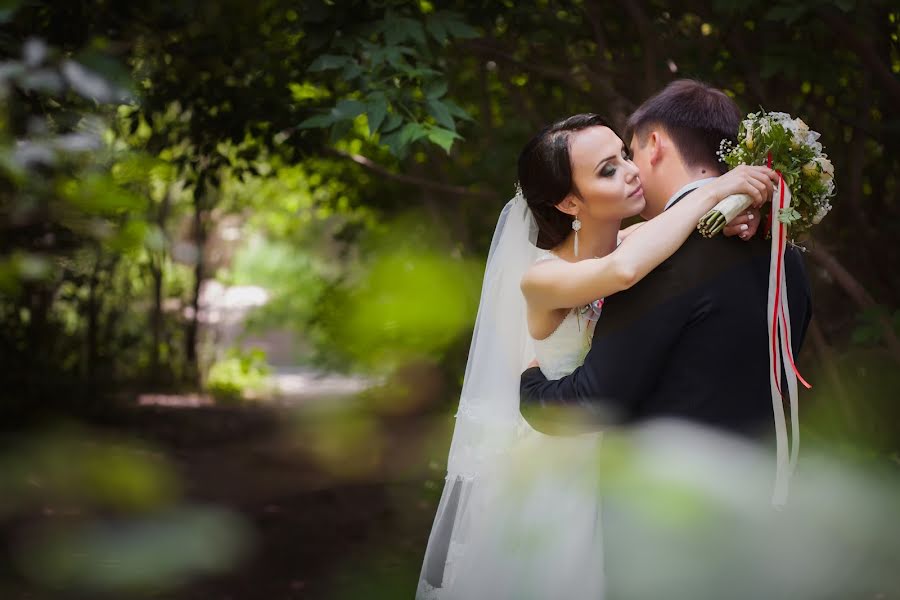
[150,257,162,383]
[149,189,172,385]
[185,170,207,386]
[86,247,100,384]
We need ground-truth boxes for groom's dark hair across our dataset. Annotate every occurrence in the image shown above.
[625,79,741,174]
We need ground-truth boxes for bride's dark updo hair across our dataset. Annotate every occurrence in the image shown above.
[517,113,610,249]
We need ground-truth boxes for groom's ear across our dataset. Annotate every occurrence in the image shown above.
[647,130,664,166]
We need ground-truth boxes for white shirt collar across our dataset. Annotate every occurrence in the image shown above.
[664,177,718,210]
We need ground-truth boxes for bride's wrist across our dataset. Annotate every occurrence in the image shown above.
[698,187,720,208]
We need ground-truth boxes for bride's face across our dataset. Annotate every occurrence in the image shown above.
[564,126,645,223]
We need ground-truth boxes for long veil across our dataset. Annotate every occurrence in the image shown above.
[415,189,541,598]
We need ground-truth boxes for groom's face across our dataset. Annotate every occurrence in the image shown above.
[628,133,664,217]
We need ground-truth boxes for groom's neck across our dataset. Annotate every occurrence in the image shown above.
[649,163,720,216]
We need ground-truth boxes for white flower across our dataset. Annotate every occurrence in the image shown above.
[815,156,834,182]
[815,155,833,173]
[769,112,792,125]
[812,202,831,225]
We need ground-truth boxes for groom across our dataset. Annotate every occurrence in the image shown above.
[520,79,812,438]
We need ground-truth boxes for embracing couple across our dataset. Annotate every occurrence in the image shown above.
[416,80,812,599]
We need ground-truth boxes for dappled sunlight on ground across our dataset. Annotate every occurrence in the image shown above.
[271,367,373,404]
[137,393,215,408]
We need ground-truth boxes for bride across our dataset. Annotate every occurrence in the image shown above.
[415,113,775,599]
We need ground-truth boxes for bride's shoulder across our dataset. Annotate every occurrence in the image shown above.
[533,248,557,262]
[521,250,560,292]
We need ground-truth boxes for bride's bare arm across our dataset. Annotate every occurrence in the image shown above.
[521,166,778,310]
[616,222,644,242]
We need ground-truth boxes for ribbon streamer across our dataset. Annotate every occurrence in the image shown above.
[767,165,812,508]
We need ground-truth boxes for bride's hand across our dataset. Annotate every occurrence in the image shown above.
[723,207,762,240]
[703,165,778,208]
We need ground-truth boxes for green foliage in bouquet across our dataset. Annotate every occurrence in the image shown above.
[718,111,835,237]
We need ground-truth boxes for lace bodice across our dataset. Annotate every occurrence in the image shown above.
[531,251,600,379]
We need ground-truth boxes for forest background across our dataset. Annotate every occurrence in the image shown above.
[1,1,898,598]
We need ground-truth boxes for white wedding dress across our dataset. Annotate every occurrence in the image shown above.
[417,248,606,600]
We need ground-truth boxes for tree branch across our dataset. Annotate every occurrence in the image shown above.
[327,148,498,199]
[806,239,900,363]
[579,2,633,126]
[460,38,634,126]
[461,39,592,90]
[725,23,770,106]
[816,7,900,105]
[620,0,659,96]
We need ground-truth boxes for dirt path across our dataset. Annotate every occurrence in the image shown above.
[124,399,451,600]
[128,282,446,598]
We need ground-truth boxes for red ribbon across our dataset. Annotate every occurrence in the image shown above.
[769,152,812,394]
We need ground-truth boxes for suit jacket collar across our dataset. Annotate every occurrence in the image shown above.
[664,177,718,210]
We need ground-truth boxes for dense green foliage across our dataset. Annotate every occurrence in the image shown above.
[1,0,898,443]
[0,2,898,597]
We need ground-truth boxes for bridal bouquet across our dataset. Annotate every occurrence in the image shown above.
[698,111,833,506]
[698,111,835,238]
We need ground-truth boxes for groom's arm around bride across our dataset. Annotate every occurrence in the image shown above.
[520,223,811,438]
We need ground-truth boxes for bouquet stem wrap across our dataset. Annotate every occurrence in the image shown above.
[697,193,754,237]
[768,172,812,508]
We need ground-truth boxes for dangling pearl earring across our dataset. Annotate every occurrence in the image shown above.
[572,216,582,257]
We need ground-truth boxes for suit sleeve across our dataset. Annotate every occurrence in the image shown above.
[520,259,695,433]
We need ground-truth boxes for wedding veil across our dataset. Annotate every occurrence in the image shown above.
[415,188,541,598]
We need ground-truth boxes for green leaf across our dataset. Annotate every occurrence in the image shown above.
[384,47,412,70]
[405,66,442,79]
[367,95,388,134]
[332,99,366,120]
[405,20,427,46]
[399,122,428,145]
[425,80,448,99]
[329,119,352,145]
[443,99,473,121]
[427,127,461,153]
[342,60,364,80]
[830,0,854,11]
[309,54,349,72]
[442,15,480,39]
[426,98,455,129]
[380,129,406,158]
[382,14,428,47]
[777,207,801,224]
[381,112,403,133]
[425,15,448,44]
[298,113,335,129]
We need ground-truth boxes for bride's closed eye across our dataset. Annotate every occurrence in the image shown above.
[598,149,633,177]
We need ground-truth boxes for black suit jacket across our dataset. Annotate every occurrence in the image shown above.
[520,207,812,439]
